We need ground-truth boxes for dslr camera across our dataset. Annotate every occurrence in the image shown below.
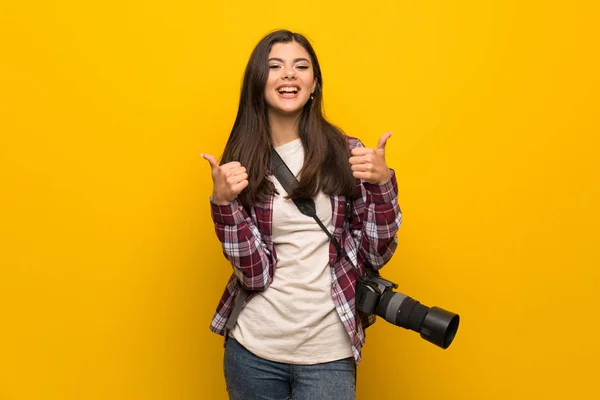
[356,272,460,349]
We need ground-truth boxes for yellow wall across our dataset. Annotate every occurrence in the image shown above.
[1,1,598,399]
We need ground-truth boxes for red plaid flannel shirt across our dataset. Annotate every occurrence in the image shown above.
[208,136,402,364]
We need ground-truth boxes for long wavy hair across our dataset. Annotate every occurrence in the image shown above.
[221,30,356,208]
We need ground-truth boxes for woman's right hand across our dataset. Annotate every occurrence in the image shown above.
[201,154,249,205]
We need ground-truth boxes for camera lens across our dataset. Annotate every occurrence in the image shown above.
[375,290,460,349]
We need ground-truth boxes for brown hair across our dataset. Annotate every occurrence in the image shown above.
[221,29,355,207]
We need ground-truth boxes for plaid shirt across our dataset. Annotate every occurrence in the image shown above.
[208,136,402,364]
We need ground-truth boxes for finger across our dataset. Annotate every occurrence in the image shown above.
[227,172,248,184]
[201,153,220,170]
[224,169,246,182]
[231,179,249,193]
[351,164,372,172]
[352,171,372,181]
[228,166,247,176]
[221,161,242,169]
[376,131,393,151]
[350,147,372,157]
[349,155,372,165]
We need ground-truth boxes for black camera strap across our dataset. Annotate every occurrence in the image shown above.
[270,146,363,277]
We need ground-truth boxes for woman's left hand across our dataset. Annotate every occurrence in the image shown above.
[349,132,393,185]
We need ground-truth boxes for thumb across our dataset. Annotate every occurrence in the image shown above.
[200,153,220,170]
[376,131,393,152]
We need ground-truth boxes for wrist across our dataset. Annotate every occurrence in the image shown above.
[377,172,392,185]
[211,194,232,205]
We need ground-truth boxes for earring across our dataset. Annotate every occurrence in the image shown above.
[310,93,314,100]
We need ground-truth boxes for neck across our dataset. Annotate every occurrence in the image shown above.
[268,110,301,147]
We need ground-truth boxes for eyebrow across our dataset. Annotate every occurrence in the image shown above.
[268,57,311,64]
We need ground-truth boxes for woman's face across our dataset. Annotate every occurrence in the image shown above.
[264,41,317,116]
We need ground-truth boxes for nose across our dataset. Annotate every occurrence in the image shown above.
[283,65,296,79]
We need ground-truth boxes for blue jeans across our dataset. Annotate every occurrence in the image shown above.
[224,337,356,400]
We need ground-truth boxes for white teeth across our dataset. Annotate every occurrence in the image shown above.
[278,87,298,93]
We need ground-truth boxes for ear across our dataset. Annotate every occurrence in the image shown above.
[311,78,317,94]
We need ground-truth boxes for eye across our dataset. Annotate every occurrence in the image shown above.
[269,64,281,69]
[296,65,309,70]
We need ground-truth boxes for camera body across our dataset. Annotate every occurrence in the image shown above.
[355,273,460,349]
[356,274,401,316]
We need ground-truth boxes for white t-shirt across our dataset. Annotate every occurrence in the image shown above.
[230,138,353,364]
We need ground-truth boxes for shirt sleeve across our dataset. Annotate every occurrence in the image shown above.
[348,140,402,272]
[210,198,274,291]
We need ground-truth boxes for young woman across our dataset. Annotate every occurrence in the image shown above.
[201,29,402,400]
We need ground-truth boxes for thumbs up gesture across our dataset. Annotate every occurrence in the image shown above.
[349,132,393,185]
[201,154,249,205]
